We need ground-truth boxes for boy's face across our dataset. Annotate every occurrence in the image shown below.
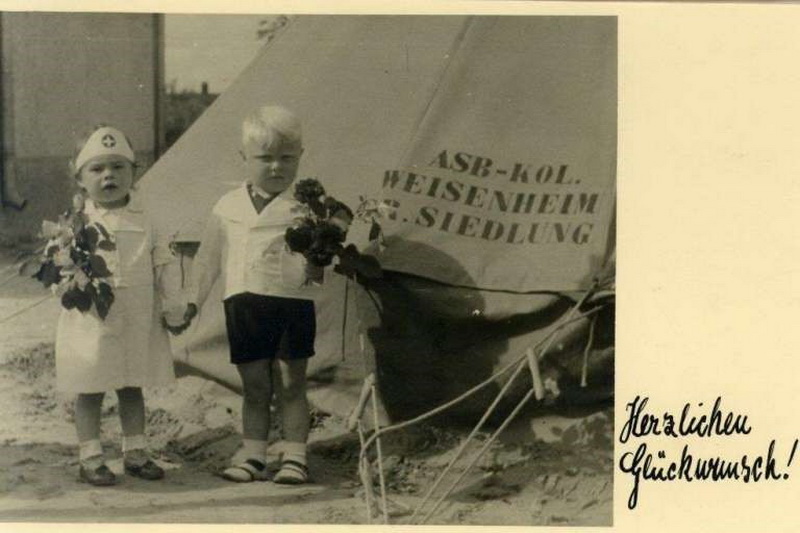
[76,154,135,207]
[242,136,303,195]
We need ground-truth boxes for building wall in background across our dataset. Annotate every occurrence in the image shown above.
[1,12,162,240]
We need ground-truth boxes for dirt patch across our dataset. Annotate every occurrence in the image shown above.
[0,257,613,525]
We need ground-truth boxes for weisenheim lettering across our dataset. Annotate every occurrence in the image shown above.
[381,148,603,246]
[617,395,798,511]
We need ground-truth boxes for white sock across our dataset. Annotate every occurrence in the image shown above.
[122,434,147,454]
[79,439,103,462]
[281,440,307,466]
[240,439,268,465]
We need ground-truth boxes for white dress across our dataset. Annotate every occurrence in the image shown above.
[55,195,175,393]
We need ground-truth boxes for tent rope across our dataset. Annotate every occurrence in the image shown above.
[357,304,602,459]
[407,283,598,523]
[0,294,52,326]
[354,284,604,523]
[420,381,536,524]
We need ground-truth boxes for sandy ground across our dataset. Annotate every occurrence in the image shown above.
[0,248,613,525]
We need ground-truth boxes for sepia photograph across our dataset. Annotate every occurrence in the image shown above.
[1,7,616,527]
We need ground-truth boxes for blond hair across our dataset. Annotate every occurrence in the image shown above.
[242,106,302,148]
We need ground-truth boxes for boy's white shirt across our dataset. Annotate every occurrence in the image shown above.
[189,183,320,307]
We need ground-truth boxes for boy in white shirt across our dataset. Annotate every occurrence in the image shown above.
[182,106,322,484]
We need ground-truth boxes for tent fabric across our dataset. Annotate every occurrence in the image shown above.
[379,16,617,292]
[140,16,470,240]
[138,15,616,420]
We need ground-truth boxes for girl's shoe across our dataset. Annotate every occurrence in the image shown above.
[123,450,165,480]
[124,459,165,480]
[272,459,309,485]
[221,459,270,482]
[79,460,117,486]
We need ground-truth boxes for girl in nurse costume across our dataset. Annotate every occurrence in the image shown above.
[56,125,180,486]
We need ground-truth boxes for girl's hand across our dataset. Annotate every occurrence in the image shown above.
[162,303,198,335]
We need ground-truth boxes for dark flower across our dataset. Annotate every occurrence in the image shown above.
[306,243,335,267]
[285,178,382,281]
[285,224,315,253]
[294,178,326,205]
[313,220,346,245]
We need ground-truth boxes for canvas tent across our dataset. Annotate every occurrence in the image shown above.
[139,15,616,423]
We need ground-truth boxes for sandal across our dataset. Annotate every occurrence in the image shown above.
[272,459,309,485]
[221,459,270,482]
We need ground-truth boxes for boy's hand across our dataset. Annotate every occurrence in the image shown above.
[162,303,198,335]
[304,262,325,285]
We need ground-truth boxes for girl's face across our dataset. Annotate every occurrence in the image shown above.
[76,155,135,208]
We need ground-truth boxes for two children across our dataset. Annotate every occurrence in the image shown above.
[58,105,320,487]
[180,105,321,484]
[56,126,179,486]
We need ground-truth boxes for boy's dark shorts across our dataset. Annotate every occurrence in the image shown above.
[223,292,316,364]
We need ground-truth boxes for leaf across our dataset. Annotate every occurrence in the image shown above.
[88,254,113,278]
[72,288,93,313]
[369,220,382,242]
[38,262,62,287]
[70,248,86,265]
[96,239,116,251]
[333,262,355,279]
[341,243,359,256]
[94,222,111,241]
[335,252,358,279]
[95,282,114,320]
[323,196,339,211]
[84,281,97,302]
[77,226,99,253]
[61,288,79,310]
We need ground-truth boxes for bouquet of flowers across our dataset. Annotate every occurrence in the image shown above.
[285,178,383,281]
[22,194,116,319]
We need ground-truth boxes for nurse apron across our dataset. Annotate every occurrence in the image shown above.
[55,196,174,393]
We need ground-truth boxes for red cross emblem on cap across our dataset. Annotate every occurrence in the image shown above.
[101,134,117,148]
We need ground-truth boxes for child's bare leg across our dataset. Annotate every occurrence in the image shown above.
[116,387,164,479]
[222,358,273,481]
[237,359,274,441]
[278,358,310,444]
[74,392,116,485]
[75,392,104,444]
[116,387,145,437]
[273,358,310,484]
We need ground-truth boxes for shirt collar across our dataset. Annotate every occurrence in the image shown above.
[247,182,274,201]
[84,191,143,216]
